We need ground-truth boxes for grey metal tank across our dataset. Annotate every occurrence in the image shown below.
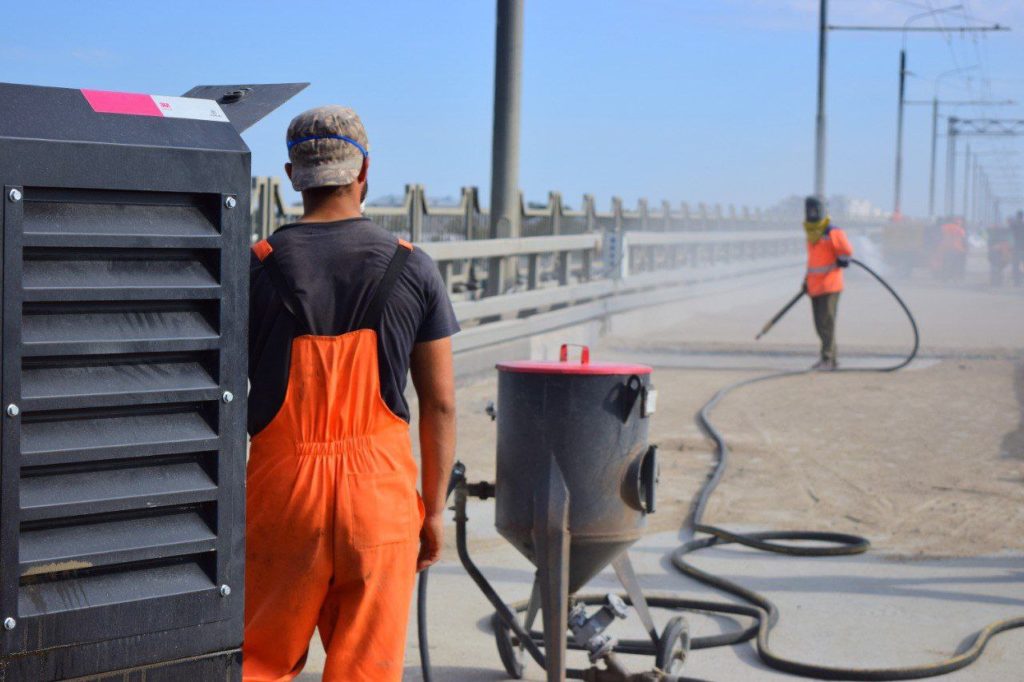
[495,345,657,593]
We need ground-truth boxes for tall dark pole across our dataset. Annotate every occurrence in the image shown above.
[972,160,980,226]
[893,49,907,217]
[945,117,957,217]
[814,0,829,199]
[962,143,971,228]
[486,0,524,296]
[928,97,939,217]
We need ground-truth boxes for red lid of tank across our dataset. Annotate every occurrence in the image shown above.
[496,344,652,376]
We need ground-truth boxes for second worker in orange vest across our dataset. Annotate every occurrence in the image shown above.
[803,196,853,371]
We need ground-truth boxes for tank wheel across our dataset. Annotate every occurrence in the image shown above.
[655,616,690,674]
[492,613,525,679]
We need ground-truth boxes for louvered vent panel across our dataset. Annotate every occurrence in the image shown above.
[2,187,238,650]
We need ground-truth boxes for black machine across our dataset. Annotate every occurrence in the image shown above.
[444,345,693,682]
[0,81,303,680]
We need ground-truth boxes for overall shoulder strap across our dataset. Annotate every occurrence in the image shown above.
[252,239,306,328]
[358,239,414,330]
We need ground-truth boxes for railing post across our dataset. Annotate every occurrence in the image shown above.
[557,251,570,285]
[439,261,453,290]
[583,193,596,233]
[406,184,424,242]
[527,253,540,290]
[550,191,563,236]
[638,198,649,231]
[698,202,708,229]
[250,177,265,242]
[460,186,478,240]
[267,175,285,236]
[662,200,672,232]
[680,201,691,230]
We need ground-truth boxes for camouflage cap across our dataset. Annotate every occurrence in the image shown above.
[286,105,369,191]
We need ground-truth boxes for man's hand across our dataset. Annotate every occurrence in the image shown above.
[417,513,444,572]
[837,256,850,268]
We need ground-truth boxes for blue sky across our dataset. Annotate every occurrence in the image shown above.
[2,1,1021,216]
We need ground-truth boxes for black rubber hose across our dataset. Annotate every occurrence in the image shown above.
[672,257,1024,680]
[416,570,432,681]
[418,462,466,682]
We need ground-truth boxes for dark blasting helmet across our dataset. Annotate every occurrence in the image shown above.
[805,196,825,223]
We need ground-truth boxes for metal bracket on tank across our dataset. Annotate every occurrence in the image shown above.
[534,459,571,682]
[611,556,659,644]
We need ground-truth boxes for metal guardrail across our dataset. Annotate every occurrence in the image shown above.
[424,230,806,334]
[248,177,883,354]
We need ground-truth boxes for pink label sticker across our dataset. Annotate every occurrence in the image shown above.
[80,89,163,117]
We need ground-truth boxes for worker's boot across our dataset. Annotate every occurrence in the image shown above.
[811,358,837,371]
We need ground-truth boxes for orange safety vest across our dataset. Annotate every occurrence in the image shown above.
[940,222,967,254]
[806,227,853,297]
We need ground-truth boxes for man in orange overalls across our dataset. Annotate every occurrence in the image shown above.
[803,196,853,370]
[245,106,459,681]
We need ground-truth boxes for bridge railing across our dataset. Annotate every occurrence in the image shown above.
[250,176,886,245]
[248,177,877,346]
[416,229,804,328]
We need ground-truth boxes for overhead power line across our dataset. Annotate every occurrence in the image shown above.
[828,24,1008,32]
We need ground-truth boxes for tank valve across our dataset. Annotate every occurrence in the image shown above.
[569,594,630,663]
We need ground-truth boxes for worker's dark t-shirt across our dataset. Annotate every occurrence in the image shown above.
[248,218,460,436]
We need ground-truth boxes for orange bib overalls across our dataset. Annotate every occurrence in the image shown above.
[244,239,423,682]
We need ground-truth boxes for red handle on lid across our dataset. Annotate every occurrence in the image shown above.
[559,344,590,364]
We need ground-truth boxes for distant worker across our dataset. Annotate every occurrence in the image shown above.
[803,196,853,370]
[936,217,967,282]
[245,106,460,681]
[987,224,1013,286]
[1012,210,1024,286]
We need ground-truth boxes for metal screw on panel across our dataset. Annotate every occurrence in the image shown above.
[7,189,22,203]
[222,391,234,404]
[3,618,15,631]
[219,585,231,597]
[224,196,237,209]
[5,404,19,418]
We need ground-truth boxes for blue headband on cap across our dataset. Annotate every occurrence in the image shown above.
[286,134,369,157]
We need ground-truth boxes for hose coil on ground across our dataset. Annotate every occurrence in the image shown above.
[673,258,1024,680]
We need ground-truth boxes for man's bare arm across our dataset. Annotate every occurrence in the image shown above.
[410,336,456,571]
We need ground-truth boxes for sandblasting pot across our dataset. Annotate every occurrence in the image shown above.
[494,345,657,593]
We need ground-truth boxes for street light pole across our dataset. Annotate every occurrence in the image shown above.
[929,96,939,217]
[814,0,828,200]
[893,48,907,217]
[486,0,524,297]
[962,143,971,227]
[945,116,957,216]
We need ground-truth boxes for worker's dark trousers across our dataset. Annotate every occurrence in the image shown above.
[811,292,840,362]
